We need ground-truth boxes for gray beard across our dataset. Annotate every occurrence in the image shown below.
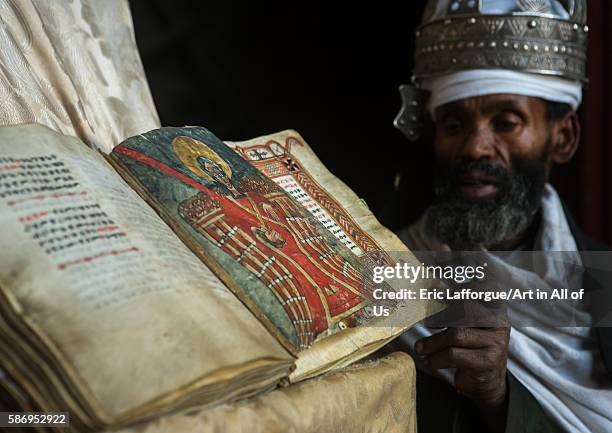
[424,158,546,250]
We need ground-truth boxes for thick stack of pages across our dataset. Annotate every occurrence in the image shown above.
[0,124,441,431]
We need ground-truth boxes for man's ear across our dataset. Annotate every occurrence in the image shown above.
[550,111,580,164]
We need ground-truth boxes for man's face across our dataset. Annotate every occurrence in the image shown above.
[425,94,561,249]
[433,93,552,199]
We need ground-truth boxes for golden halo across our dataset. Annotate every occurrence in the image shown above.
[172,136,233,183]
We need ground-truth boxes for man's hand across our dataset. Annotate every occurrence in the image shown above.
[415,327,511,433]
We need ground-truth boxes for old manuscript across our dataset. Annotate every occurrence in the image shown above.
[0,124,441,431]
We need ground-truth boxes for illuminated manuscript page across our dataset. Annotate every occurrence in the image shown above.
[106,126,438,383]
[227,131,444,381]
[0,124,292,426]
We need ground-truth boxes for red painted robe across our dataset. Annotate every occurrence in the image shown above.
[178,187,367,349]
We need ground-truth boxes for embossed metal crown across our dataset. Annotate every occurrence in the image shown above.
[413,0,589,83]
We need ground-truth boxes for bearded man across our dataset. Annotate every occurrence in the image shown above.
[391,1,612,432]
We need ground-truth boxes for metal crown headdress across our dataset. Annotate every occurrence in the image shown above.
[394,0,588,142]
[414,0,588,83]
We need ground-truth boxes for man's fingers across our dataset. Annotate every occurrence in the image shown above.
[415,326,511,411]
[416,327,492,355]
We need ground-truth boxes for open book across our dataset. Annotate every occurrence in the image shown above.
[0,124,442,431]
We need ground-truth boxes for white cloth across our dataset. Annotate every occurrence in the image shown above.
[421,70,583,116]
[0,0,160,153]
[398,184,612,433]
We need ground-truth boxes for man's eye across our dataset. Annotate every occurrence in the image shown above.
[493,115,521,132]
[441,119,463,135]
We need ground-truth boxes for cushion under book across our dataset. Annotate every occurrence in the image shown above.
[0,124,442,432]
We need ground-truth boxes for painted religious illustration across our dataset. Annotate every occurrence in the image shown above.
[227,135,388,259]
[112,127,375,351]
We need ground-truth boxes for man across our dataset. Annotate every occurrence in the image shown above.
[392,1,612,432]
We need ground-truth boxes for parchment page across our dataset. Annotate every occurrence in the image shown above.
[0,124,292,424]
[227,131,443,381]
[111,127,387,358]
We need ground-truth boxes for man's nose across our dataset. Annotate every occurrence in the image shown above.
[459,126,496,161]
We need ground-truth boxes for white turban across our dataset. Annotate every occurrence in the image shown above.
[421,69,583,116]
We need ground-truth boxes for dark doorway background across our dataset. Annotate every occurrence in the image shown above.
[129,0,610,244]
